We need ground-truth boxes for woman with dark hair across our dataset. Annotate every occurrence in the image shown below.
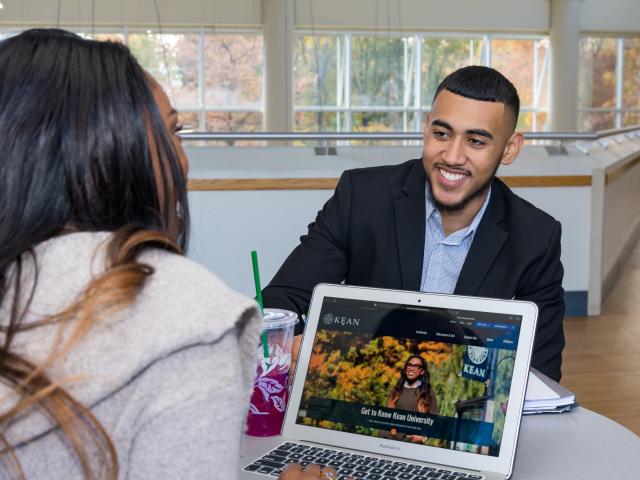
[386,354,439,443]
[0,29,330,480]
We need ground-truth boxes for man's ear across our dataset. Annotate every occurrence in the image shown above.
[501,131,524,166]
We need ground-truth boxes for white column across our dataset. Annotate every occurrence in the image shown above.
[263,0,294,133]
[549,0,581,131]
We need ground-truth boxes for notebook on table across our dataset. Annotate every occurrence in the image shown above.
[524,368,576,414]
[241,284,538,480]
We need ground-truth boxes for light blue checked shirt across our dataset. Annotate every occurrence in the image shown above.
[420,185,491,294]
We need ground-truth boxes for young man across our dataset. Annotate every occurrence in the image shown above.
[263,66,565,381]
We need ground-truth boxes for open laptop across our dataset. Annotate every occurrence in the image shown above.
[241,284,538,480]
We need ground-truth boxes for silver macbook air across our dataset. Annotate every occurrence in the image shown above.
[241,284,538,480]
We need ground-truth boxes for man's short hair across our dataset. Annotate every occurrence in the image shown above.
[433,65,520,131]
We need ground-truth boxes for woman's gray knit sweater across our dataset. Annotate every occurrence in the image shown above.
[0,232,261,479]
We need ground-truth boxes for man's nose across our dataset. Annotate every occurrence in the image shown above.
[442,137,466,166]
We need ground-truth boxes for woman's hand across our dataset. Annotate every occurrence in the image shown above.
[278,463,342,480]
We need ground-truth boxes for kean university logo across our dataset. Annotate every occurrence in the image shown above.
[461,345,490,382]
[321,312,361,328]
[322,313,335,325]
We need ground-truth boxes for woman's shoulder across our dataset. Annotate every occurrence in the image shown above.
[139,245,250,311]
[135,245,258,336]
[31,231,259,340]
[27,230,260,363]
[138,244,262,353]
[43,231,260,397]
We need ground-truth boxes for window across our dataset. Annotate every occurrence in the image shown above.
[422,37,486,105]
[203,33,264,135]
[293,34,340,132]
[579,36,640,130]
[578,37,618,130]
[491,37,550,131]
[127,29,264,133]
[294,32,550,133]
[128,32,201,113]
[0,27,265,133]
[622,38,640,126]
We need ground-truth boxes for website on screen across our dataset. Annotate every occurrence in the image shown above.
[295,297,522,457]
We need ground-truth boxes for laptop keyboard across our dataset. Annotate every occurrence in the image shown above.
[243,442,485,479]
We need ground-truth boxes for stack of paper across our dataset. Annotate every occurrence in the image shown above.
[523,368,577,414]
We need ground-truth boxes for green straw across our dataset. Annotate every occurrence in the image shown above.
[251,250,270,361]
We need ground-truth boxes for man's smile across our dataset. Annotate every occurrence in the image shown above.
[435,166,470,188]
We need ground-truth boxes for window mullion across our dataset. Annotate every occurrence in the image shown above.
[615,37,624,128]
[484,35,491,66]
[337,34,344,132]
[403,37,411,132]
[345,33,352,133]
[199,27,206,131]
[414,34,422,132]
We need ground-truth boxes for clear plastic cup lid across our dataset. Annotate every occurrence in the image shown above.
[263,308,299,329]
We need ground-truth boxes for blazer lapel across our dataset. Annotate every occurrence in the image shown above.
[394,160,427,291]
[455,179,508,296]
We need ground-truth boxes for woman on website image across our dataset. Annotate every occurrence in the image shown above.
[386,354,439,444]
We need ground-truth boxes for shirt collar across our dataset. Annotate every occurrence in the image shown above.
[425,183,492,242]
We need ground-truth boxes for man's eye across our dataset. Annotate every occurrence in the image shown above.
[433,130,448,139]
[468,138,485,146]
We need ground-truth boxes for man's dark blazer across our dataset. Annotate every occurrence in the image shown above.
[263,158,566,381]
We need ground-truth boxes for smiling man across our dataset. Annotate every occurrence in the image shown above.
[263,66,565,381]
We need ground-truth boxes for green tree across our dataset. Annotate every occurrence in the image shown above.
[422,38,484,104]
[578,37,617,130]
[294,35,338,131]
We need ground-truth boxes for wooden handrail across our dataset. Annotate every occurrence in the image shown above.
[187,175,592,191]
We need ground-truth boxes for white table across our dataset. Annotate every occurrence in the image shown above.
[241,407,640,479]
[513,407,639,478]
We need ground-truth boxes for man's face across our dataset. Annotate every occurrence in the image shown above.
[405,358,424,381]
[422,90,521,213]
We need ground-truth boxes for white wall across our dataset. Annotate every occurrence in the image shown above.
[185,143,595,298]
[601,149,640,291]
[602,162,640,278]
[187,185,592,299]
[188,189,333,297]
[584,137,640,313]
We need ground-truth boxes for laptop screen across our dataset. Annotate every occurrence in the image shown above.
[293,296,522,458]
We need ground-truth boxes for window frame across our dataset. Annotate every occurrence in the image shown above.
[578,35,640,129]
[0,25,266,132]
